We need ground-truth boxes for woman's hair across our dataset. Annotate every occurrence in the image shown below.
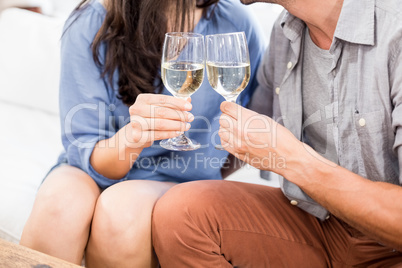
[75,0,219,106]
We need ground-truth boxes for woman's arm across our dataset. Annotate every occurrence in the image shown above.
[59,11,191,184]
[90,94,194,180]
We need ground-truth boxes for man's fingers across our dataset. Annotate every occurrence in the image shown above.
[219,127,249,155]
[219,114,236,129]
[220,101,260,121]
[218,127,231,143]
[220,101,242,119]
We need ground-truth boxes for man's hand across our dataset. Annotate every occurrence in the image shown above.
[218,101,307,176]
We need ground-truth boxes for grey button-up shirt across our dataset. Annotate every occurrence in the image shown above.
[249,0,402,220]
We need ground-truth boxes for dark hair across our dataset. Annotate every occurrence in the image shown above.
[74,0,219,106]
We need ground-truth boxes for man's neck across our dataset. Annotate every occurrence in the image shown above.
[284,0,344,50]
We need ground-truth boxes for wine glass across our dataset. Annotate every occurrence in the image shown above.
[160,32,205,151]
[206,32,251,150]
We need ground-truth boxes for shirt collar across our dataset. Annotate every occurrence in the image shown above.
[334,0,375,46]
[280,0,375,46]
[280,11,305,43]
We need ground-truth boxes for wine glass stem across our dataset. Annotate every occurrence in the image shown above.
[214,96,238,150]
[177,96,191,137]
[177,133,188,142]
[224,96,238,103]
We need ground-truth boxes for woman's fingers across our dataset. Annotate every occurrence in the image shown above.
[131,105,194,122]
[136,94,192,111]
[151,130,184,141]
[127,94,194,145]
[131,116,191,132]
[129,94,194,122]
[130,130,184,144]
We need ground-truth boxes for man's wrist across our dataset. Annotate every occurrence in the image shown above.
[281,142,337,189]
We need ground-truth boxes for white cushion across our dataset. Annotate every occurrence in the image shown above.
[0,8,63,115]
[0,102,62,243]
[0,0,53,16]
[51,0,81,18]
[0,9,63,243]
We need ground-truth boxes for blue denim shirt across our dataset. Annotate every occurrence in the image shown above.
[250,0,402,220]
[58,0,267,189]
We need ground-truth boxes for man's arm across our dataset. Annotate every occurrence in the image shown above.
[290,145,402,251]
[218,102,402,251]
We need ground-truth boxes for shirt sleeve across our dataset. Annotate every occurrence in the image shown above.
[59,12,122,186]
[390,43,402,185]
[248,19,280,117]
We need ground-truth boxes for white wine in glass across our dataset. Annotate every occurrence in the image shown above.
[206,32,251,150]
[162,62,204,98]
[206,62,250,102]
[160,32,205,151]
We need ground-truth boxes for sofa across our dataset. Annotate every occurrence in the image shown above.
[0,3,281,245]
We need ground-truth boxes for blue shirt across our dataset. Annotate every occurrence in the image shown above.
[58,0,266,189]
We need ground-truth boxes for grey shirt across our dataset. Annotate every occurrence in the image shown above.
[249,0,402,220]
[302,29,338,164]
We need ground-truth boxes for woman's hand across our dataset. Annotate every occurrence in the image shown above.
[90,93,193,180]
[127,93,194,149]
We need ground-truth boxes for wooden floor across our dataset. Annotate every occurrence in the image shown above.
[0,238,81,268]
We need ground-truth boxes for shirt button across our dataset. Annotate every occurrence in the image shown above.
[290,200,298,206]
[359,118,366,127]
[287,61,293,69]
[275,87,280,95]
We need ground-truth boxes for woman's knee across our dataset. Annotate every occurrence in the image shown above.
[33,165,100,222]
[91,180,174,237]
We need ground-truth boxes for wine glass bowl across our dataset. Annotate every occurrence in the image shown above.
[162,62,204,99]
[160,32,205,151]
[206,32,250,102]
[206,32,251,149]
[206,62,250,102]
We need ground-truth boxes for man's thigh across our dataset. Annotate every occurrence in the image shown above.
[153,180,330,267]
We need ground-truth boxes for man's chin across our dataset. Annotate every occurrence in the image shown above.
[240,0,258,5]
[240,0,275,4]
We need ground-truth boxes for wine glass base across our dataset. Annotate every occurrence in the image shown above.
[214,145,226,151]
[160,137,201,151]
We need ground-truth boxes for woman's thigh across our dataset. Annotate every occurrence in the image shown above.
[35,165,101,216]
[86,180,176,265]
[25,164,100,222]
[91,180,176,235]
[21,165,100,263]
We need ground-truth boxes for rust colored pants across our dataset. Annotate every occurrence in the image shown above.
[152,180,402,267]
